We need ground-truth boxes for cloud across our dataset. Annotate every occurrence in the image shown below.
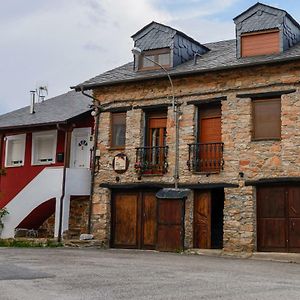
[0,0,238,113]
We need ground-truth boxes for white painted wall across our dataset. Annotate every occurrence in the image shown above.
[1,167,91,239]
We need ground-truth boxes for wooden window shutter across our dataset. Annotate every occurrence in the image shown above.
[252,98,281,140]
[241,30,280,57]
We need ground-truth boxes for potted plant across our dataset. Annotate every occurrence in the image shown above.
[0,207,9,236]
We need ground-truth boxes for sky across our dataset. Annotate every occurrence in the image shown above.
[1,0,300,114]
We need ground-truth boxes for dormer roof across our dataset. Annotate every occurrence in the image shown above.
[131,21,208,51]
[234,2,300,32]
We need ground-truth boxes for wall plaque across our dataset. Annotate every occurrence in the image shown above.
[113,153,129,173]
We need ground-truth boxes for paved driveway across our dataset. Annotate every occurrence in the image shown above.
[1,248,300,300]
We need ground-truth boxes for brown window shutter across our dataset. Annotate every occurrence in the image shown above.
[252,98,281,140]
[241,30,280,57]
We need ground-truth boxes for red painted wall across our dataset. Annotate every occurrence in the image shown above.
[0,115,94,207]
[0,130,65,208]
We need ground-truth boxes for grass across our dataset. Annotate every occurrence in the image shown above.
[0,238,63,248]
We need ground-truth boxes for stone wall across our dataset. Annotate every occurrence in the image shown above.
[66,196,89,239]
[90,60,300,252]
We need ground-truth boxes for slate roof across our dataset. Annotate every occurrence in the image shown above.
[0,91,92,130]
[73,39,300,91]
[131,21,204,50]
[233,2,300,32]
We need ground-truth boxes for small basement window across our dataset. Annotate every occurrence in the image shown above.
[5,134,26,167]
[32,130,57,165]
[241,29,280,57]
[252,98,281,140]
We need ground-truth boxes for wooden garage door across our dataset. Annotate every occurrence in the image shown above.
[111,191,157,249]
[157,199,184,252]
[257,186,300,252]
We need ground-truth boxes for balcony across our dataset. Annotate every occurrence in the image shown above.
[187,142,224,173]
[135,146,168,175]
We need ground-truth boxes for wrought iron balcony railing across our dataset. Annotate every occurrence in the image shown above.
[135,146,168,175]
[187,142,224,173]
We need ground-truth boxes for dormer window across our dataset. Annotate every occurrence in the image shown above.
[241,29,280,57]
[234,3,300,58]
[139,49,171,71]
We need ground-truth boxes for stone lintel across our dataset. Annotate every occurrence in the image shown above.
[187,96,227,105]
[102,105,132,112]
[245,177,300,186]
[99,182,239,190]
[236,89,296,99]
[133,103,172,110]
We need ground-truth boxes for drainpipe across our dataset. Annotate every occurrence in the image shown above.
[80,87,101,234]
[57,124,71,243]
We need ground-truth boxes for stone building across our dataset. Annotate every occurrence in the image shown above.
[73,3,300,253]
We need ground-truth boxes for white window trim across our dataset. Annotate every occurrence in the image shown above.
[31,130,57,166]
[5,134,26,168]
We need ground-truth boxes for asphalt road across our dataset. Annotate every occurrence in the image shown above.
[1,248,300,300]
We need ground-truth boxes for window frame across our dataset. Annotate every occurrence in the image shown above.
[252,97,281,141]
[138,48,171,71]
[31,130,57,165]
[110,112,126,150]
[5,134,26,168]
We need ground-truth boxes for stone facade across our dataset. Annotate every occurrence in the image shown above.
[90,60,300,253]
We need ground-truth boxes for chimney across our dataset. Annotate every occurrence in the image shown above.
[30,90,36,114]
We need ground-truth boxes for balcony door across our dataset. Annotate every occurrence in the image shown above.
[198,105,222,173]
[145,112,167,174]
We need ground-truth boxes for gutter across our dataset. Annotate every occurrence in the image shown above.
[80,87,101,234]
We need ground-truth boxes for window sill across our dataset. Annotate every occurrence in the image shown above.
[251,138,281,142]
[32,161,55,166]
[5,164,24,168]
[108,147,125,151]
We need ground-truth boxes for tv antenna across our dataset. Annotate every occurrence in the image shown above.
[36,85,48,102]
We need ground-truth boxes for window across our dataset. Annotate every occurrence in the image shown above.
[252,98,281,140]
[5,134,26,167]
[241,29,280,57]
[139,49,171,70]
[111,112,126,148]
[32,130,57,165]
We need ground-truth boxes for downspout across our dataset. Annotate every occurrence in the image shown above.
[57,124,71,243]
[80,87,100,234]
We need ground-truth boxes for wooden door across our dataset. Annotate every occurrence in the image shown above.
[194,191,211,249]
[288,187,300,252]
[257,187,286,252]
[146,113,167,174]
[198,106,221,172]
[157,199,184,251]
[141,192,157,249]
[112,191,157,249]
[112,193,138,248]
[257,186,300,252]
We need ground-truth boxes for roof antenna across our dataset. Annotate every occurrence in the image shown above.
[36,85,48,102]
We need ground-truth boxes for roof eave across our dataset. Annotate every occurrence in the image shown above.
[74,55,300,91]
